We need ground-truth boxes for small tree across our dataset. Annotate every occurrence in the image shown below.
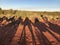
[2,10,4,14]
[9,9,13,14]
[13,10,17,14]
[0,8,2,10]
[0,8,2,14]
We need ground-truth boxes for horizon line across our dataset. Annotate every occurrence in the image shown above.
[1,8,60,12]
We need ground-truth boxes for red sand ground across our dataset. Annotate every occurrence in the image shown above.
[0,19,60,45]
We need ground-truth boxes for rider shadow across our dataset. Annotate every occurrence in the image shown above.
[7,16,15,22]
[0,16,7,23]
[33,18,52,45]
[18,17,36,45]
[40,15,60,41]
[0,17,23,45]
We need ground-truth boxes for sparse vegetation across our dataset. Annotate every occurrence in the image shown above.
[0,8,60,20]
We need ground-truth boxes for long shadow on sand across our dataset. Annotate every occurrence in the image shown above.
[47,21,60,35]
[47,21,60,42]
[18,17,36,45]
[33,18,60,45]
[0,17,23,45]
[33,18,52,45]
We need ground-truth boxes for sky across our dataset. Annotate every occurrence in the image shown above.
[0,0,60,11]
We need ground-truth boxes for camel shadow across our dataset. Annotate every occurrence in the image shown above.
[0,16,23,45]
[33,18,52,45]
[47,21,60,34]
[18,17,36,45]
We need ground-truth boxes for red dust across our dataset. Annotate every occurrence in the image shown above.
[0,18,60,45]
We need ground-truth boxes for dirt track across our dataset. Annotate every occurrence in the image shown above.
[0,18,60,45]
